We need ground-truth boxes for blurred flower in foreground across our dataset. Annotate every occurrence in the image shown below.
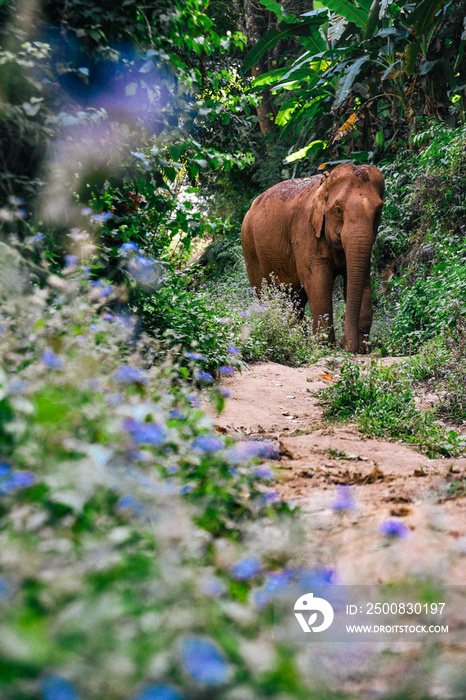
[123,418,165,445]
[0,463,35,495]
[295,567,341,586]
[114,365,147,384]
[254,464,274,480]
[229,441,277,462]
[132,685,183,700]
[127,255,165,290]
[39,674,79,700]
[116,495,145,517]
[186,352,206,361]
[180,636,230,685]
[219,388,231,398]
[218,366,234,375]
[330,485,355,511]
[64,255,78,267]
[198,371,213,383]
[230,556,261,580]
[120,241,140,253]
[41,351,64,370]
[187,393,201,407]
[379,518,409,539]
[192,435,222,453]
[227,346,239,354]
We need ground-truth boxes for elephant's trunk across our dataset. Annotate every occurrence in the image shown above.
[343,229,373,353]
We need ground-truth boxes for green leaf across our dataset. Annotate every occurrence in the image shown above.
[259,0,293,22]
[404,0,445,74]
[286,139,326,162]
[252,67,290,88]
[309,0,367,29]
[333,55,370,108]
[243,17,327,72]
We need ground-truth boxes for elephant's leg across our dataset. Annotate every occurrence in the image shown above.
[302,266,335,344]
[292,286,308,321]
[358,276,373,353]
[243,245,264,294]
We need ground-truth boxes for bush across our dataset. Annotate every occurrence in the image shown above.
[322,359,464,458]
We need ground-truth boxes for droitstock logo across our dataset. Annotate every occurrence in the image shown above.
[294,592,334,633]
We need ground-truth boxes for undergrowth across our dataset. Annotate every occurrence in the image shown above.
[322,359,466,458]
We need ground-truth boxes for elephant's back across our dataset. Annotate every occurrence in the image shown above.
[252,175,322,209]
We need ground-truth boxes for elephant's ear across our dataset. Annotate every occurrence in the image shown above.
[309,185,326,238]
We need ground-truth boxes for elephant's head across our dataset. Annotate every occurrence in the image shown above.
[310,164,384,353]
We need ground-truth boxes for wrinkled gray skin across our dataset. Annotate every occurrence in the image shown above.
[241,163,384,353]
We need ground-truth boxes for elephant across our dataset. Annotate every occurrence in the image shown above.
[241,163,384,353]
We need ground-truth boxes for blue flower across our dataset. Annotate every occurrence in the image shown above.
[91,212,113,223]
[120,242,140,253]
[186,352,206,360]
[0,576,11,599]
[81,207,93,216]
[41,351,63,370]
[114,365,147,383]
[219,388,231,398]
[263,490,279,503]
[218,366,234,375]
[33,233,45,242]
[203,578,225,596]
[230,557,261,580]
[379,518,409,539]
[103,312,114,321]
[169,408,185,420]
[100,284,113,298]
[295,567,341,586]
[254,464,274,480]
[179,483,193,495]
[198,371,213,383]
[65,255,78,267]
[192,435,222,453]
[128,256,164,288]
[264,570,294,592]
[116,495,145,517]
[227,346,239,354]
[90,280,102,287]
[123,419,165,445]
[330,485,355,511]
[230,441,277,462]
[39,674,80,700]
[187,394,201,407]
[132,685,183,700]
[180,636,229,685]
[0,469,36,495]
[89,324,98,331]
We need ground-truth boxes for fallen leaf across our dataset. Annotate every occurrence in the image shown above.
[318,373,333,381]
[214,425,228,434]
[390,505,412,517]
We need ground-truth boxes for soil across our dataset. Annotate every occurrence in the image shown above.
[210,359,466,585]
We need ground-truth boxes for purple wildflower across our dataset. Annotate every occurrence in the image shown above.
[39,674,79,700]
[219,388,231,398]
[186,352,206,361]
[89,324,98,331]
[263,489,280,503]
[254,464,274,480]
[81,207,93,216]
[179,483,194,495]
[41,351,63,370]
[64,255,78,267]
[379,518,409,539]
[180,636,230,685]
[227,346,239,354]
[33,233,45,242]
[192,435,222,453]
[114,365,147,383]
[103,312,114,321]
[123,418,165,445]
[198,371,213,383]
[295,567,341,586]
[91,212,113,223]
[218,366,234,375]
[116,495,145,517]
[132,685,183,700]
[187,393,201,407]
[0,468,36,495]
[230,556,261,580]
[169,408,185,420]
[330,485,355,511]
[0,577,11,599]
[230,441,278,462]
[100,284,113,298]
[120,241,139,253]
[203,578,225,597]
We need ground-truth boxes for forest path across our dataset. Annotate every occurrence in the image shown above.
[211,360,466,584]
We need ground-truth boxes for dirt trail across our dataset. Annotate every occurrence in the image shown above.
[212,360,466,584]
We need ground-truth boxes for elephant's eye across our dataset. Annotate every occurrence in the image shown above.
[335,205,343,216]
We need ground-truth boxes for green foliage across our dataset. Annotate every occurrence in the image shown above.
[243,0,464,170]
[322,359,465,457]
